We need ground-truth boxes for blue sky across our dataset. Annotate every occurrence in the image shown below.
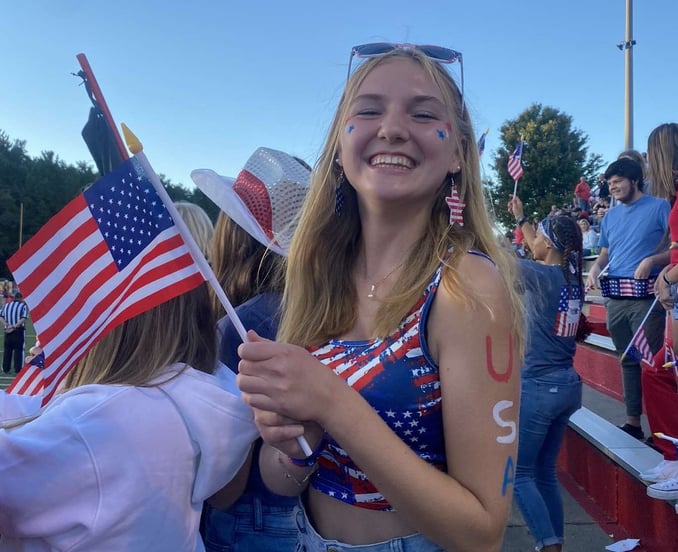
[2,1,676,188]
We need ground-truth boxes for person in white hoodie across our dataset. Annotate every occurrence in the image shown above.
[0,282,259,551]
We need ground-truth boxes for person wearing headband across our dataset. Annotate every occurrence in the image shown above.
[236,44,523,551]
[509,195,586,552]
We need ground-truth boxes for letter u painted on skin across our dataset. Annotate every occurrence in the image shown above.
[493,400,516,444]
[485,335,513,383]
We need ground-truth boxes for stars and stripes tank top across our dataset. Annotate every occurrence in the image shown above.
[307,264,447,511]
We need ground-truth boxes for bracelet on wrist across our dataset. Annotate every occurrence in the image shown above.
[288,435,327,467]
[278,451,318,487]
[663,273,673,286]
[516,215,528,227]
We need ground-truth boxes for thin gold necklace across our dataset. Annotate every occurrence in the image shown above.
[366,258,408,300]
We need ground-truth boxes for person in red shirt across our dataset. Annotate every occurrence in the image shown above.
[574,176,591,212]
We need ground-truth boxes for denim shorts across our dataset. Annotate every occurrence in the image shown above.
[294,503,444,552]
[202,496,297,552]
[671,283,678,320]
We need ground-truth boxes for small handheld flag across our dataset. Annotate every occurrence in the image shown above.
[477,128,489,159]
[6,156,205,404]
[507,140,524,182]
[620,297,658,366]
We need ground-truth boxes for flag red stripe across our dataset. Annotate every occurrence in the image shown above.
[36,233,189,346]
[7,156,208,403]
[7,196,86,271]
[14,218,100,302]
[41,248,199,382]
[6,365,43,394]
[38,247,197,377]
[40,271,204,404]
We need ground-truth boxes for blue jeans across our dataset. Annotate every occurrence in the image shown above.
[202,494,298,551]
[513,369,582,551]
[294,503,444,551]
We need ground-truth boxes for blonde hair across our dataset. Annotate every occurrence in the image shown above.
[278,49,524,352]
[174,201,215,260]
[647,123,678,203]
[210,212,283,317]
[62,284,216,390]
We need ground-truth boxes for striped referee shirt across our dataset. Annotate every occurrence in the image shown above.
[1,301,27,330]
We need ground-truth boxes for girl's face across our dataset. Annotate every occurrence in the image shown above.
[338,57,460,211]
[577,220,589,232]
[531,229,550,261]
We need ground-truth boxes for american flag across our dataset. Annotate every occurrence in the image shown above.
[554,285,582,337]
[507,141,524,181]
[477,129,488,159]
[445,185,465,226]
[6,156,204,403]
[625,327,653,367]
[6,351,45,395]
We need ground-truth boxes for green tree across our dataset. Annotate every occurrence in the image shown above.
[0,128,217,279]
[488,104,604,229]
[0,131,97,278]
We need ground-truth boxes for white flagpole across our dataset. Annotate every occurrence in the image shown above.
[585,258,612,293]
[122,125,313,455]
[122,124,248,342]
[598,259,612,278]
[620,296,659,361]
[512,179,518,200]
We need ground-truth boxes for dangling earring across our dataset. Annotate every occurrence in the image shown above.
[335,170,346,216]
[445,172,465,226]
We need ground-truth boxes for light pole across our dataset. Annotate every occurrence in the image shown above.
[617,0,635,150]
[18,202,24,248]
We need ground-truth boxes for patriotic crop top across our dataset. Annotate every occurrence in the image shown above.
[307,263,446,511]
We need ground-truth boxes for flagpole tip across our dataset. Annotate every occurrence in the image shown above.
[121,123,143,155]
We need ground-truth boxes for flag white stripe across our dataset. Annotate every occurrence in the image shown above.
[10,208,93,283]
[41,232,195,369]
[37,228,185,333]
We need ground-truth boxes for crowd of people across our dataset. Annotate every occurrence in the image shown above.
[0,42,677,552]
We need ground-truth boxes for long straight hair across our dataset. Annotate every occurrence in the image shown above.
[210,212,283,316]
[278,49,524,352]
[62,284,216,390]
[647,123,678,204]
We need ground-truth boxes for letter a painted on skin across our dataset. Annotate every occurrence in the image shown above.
[501,455,515,497]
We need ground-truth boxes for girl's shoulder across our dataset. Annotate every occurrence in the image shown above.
[439,250,504,301]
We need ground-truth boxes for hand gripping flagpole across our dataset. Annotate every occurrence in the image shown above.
[620,296,659,362]
[121,124,313,457]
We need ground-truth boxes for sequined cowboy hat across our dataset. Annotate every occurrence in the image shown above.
[191,148,311,256]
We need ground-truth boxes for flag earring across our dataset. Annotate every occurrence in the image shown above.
[335,172,346,215]
[445,171,464,226]
[335,159,346,216]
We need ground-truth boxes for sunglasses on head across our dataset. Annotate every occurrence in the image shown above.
[347,42,465,112]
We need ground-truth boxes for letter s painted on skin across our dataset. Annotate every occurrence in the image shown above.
[493,400,516,444]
